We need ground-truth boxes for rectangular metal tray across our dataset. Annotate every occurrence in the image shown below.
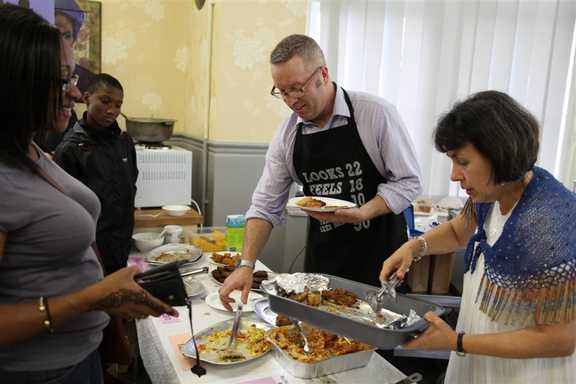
[266,274,444,349]
[268,337,374,379]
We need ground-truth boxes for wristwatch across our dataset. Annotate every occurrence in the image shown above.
[238,259,255,269]
[456,332,466,356]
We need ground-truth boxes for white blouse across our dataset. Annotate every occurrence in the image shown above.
[444,201,576,384]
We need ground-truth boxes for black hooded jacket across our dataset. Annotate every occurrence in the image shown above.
[54,113,138,274]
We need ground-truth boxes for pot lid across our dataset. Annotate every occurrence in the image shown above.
[126,117,176,124]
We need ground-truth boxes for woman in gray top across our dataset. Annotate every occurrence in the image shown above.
[0,5,177,383]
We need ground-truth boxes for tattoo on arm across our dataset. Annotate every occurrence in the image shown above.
[89,289,164,312]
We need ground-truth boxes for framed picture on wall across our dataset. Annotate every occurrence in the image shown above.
[55,0,101,91]
[2,0,55,23]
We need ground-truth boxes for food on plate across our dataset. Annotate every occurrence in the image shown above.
[196,324,271,362]
[267,324,372,363]
[211,266,235,283]
[281,288,359,308]
[296,196,326,208]
[211,267,270,289]
[251,271,270,289]
[152,249,199,263]
[210,252,241,267]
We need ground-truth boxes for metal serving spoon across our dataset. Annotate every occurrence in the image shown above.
[290,318,311,354]
[227,303,243,351]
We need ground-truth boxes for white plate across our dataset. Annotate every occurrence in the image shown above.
[206,251,241,268]
[180,316,272,365]
[183,277,205,297]
[205,290,264,312]
[286,196,356,213]
[146,244,203,264]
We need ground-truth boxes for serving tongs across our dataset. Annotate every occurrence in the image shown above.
[366,275,401,313]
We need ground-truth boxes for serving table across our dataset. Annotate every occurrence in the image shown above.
[132,255,406,384]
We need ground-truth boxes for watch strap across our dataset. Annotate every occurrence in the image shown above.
[456,332,466,356]
[238,259,255,269]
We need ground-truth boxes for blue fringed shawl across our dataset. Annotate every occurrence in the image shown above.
[465,167,576,325]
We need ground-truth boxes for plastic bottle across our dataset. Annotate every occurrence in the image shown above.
[225,214,245,252]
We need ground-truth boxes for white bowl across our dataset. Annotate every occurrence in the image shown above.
[132,232,164,252]
[162,205,191,217]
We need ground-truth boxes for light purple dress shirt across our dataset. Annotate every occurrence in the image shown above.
[246,85,422,226]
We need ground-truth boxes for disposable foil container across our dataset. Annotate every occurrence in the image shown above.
[269,340,374,379]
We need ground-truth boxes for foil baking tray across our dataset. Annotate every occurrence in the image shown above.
[263,274,444,350]
[268,336,374,379]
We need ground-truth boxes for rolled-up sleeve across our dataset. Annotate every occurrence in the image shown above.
[376,104,422,214]
[245,124,294,227]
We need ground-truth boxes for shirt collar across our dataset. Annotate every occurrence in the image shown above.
[296,84,351,127]
[80,111,122,139]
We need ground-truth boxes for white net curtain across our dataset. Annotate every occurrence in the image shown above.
[308,0,576,196]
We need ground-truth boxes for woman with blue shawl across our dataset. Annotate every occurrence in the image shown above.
[380,90,575,383]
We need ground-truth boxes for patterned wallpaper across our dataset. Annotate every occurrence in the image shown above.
[98,0,308,142]
[98,0,193,135]
[210,0,307,142]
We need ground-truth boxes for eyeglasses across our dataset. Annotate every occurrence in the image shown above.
[61,74,79,92]
[270,66,322,99]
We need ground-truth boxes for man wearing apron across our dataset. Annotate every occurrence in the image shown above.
[219,34,421,309]
[293,89,409,286]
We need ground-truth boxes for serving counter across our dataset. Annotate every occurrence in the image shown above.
[133,255,407,384]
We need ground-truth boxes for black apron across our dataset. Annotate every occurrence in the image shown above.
[293,87,407,287]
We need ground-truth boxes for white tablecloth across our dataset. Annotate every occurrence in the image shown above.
[135,256,406,384]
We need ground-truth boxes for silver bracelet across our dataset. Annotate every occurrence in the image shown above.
[412,236,428,263]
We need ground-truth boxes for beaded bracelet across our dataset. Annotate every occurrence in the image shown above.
[38,296,54,334]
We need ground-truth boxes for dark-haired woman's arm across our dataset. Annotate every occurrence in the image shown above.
[0,231,177,346]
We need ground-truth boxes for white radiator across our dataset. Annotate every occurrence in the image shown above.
[135,146,192,208]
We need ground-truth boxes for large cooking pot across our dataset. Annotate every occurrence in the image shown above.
[123,113,176,143]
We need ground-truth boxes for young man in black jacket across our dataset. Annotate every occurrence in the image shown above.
[55,73,138,275]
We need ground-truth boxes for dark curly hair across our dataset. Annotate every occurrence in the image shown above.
[434,90,539,184]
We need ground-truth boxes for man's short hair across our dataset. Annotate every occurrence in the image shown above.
[270,34,326,67]
[86,73,123,94]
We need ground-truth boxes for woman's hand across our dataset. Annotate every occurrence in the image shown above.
[403,312,457,351]
[89,266,178,320]
[379,241,416,282]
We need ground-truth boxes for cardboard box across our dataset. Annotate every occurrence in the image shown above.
[406,256,430,293]
[429,253,455,294]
